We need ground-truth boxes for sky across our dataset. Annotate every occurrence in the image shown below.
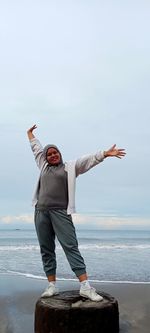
[0,0,150,229]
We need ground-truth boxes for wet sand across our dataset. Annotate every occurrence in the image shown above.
[0,274,150,333]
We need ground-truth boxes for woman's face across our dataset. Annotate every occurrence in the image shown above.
[46,147,61,165]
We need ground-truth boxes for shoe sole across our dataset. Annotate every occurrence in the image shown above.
[80,292,103,302]
[41,291,59,298]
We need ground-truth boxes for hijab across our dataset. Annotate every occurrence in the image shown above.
[43,144,63,165]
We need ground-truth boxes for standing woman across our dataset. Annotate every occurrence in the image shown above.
[27,124,126,301]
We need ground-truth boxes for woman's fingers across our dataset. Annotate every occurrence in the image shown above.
[28,124,37,132]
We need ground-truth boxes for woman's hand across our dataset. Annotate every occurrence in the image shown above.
[104,144,126,159]
[27,124,37,140]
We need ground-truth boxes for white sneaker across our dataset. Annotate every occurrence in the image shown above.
[41,283,59,297]
[80,287,103,302]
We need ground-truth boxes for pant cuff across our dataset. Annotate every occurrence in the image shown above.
[45,270,56,277]
[74,269,87,277]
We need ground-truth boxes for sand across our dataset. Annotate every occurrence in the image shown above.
[0,274,150,333]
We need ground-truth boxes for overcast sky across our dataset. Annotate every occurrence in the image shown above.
[0,0,150,229]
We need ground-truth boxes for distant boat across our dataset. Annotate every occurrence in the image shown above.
[15,228,21,231]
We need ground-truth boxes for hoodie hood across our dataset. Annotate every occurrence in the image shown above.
[43,144,63,165]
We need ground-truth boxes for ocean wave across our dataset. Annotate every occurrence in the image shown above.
[78,244,150,250]
[0,245,39,251]
[1,244,150,251]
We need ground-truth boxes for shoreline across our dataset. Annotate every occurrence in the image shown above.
[2,271,150,285]
[0,274,150,333]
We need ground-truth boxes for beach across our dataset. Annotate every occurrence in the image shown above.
[1,228,150,332]
[0,274,150,333]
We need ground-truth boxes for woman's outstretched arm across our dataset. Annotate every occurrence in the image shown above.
[75,144,126,176]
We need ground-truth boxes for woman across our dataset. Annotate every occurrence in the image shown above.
[27,124,126,301]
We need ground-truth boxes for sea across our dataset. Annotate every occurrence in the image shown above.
[0,229,150,283]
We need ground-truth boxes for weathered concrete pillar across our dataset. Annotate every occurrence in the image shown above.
[34,290,119,333]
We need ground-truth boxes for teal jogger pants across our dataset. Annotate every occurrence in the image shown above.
[34,208,86,277]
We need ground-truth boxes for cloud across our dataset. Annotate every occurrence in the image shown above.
[73,214,150,230]
[0,214,34,224]
[0,213,150,230]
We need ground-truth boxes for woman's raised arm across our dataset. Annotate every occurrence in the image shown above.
[27,124,37,140]
[27,124,46,169]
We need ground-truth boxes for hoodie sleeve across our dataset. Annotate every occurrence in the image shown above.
[75,151,105,176]
[29,138,47,170]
